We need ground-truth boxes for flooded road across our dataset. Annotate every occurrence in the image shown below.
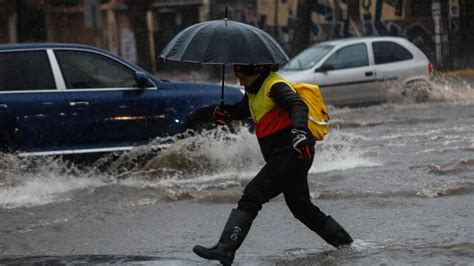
[0,78,473,265]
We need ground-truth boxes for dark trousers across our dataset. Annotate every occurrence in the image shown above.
[237,146,329,232]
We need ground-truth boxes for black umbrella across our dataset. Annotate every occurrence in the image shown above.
[159,17,289,105]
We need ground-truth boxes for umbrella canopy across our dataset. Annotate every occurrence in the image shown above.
[160,18,289,65]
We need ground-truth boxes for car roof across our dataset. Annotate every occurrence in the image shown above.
[0,42,105,52]
[317,36,409,47]
[0,42,149,73]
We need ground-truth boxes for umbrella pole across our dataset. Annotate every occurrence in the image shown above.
[220,64,225,106]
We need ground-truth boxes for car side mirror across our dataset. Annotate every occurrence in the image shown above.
[317,64,334,73]
[135,71,149,88]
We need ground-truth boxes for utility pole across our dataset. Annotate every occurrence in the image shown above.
[84,0,101,47]
[293,0,317,55]
[431,0,442,67]
[126,0,154,73]
[274,0,279,39]
[16,0,47,42]
[347,0,360,36]
[209,0,220,20]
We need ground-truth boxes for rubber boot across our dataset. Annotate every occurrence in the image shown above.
[317,216,353,248]
[193,208,253,265]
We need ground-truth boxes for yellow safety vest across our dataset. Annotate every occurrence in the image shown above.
[247,72,294,123]
[247,72,294,138]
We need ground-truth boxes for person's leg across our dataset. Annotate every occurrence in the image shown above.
[193,153,285,265]
[236,153,287,218]
[282,150,353,248]
[283,152,328,227]
[192,208,253,265]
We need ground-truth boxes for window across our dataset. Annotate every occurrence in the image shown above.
[55,50,138,89]
[283,44,334,71]
[372,41,414,64]
[0,51,56,91]
[323,43,369,70]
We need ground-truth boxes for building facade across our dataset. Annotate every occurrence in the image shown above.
[0,0,473,70]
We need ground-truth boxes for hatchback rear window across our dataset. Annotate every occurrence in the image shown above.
[372,41,414,64]
[0,51,56,91]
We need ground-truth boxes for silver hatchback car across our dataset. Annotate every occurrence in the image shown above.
[278,37,433,106]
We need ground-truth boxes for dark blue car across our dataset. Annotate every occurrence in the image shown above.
[0,43,243,156]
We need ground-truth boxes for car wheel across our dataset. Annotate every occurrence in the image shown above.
[403,80,432,103]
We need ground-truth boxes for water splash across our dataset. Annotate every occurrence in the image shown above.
[350,239,380,252]
[312,130,380,173]
[0,126,378,208]
[386,77,474,104]
[101,127,263,179]
[0,155,108,209]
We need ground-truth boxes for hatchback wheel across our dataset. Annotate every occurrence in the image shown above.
[403,80,433,102]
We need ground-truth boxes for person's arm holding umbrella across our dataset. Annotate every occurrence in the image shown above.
[212,94,251,125]
[191,95,250,127]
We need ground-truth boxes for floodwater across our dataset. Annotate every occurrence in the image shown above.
[0,77,473,265]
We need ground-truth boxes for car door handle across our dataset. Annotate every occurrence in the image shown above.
[0,104,8,109]
[69,101,90,107]
[365,71,374,77]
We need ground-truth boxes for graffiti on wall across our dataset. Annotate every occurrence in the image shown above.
[361,0,435,59]
[384,0,404,17]
[276,0,436,58]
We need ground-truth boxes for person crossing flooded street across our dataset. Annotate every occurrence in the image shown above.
[193,64,353,265]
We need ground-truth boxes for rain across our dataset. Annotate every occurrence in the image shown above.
[1,1,473,265]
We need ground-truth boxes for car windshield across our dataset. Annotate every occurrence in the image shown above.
[283,44,334,71]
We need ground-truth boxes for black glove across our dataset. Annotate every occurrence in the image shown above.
[213,105,231,125]
[291,129,312,160]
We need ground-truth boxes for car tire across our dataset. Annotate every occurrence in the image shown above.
[403,80,432,103]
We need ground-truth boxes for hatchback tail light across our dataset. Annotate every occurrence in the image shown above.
[428,63,434,75]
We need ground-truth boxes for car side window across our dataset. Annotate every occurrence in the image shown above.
[322,43,369,71]
[0,51,56,91]
[372,41,414,64]
[55,50,138,89]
